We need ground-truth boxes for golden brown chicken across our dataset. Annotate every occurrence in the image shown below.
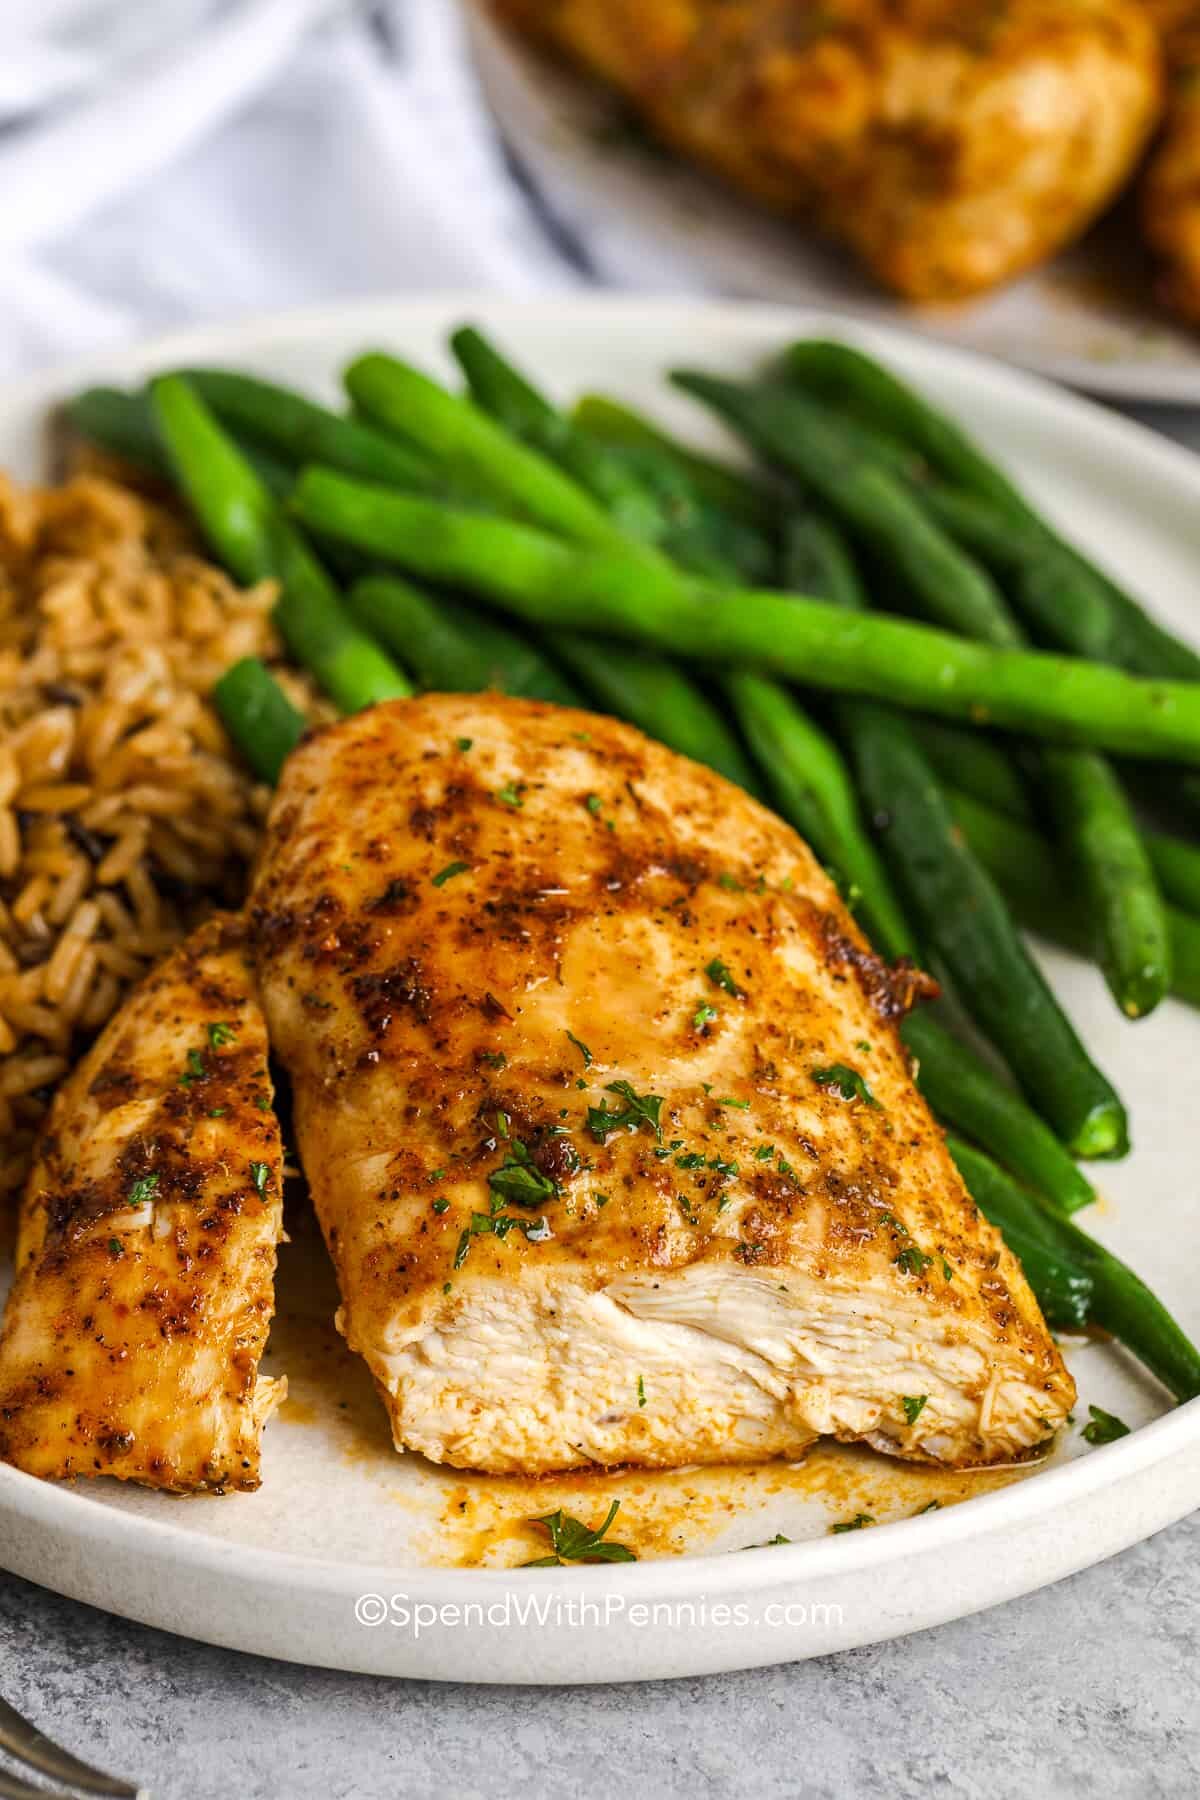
[0,916,285,1491]
[1141,4,1200,322]
[493,0,1162,301]
[251,695,1074,1477]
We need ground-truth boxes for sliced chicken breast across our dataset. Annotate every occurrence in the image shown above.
[252,696,1074,1476]
[0,916,285,1492]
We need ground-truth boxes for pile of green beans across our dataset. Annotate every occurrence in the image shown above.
[66,326,1200,1404]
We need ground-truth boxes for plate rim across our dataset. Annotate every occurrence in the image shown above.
[3,290,1200,1671]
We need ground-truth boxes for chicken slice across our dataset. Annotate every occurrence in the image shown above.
[494,0,1162,301]
[0,916,285,1492]
[252,696,1074,1476]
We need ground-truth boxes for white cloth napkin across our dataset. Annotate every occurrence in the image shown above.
[0,0,578,379]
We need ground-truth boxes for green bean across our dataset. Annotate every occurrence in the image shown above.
[903,1012,1095,1215]
[723,671,903,936]
[1144,830,1200,917]
[948,1139,1200,1401]
[289,472,1200,764]
[908,718,1033,822]
[670,372,1022,647]
[571,392,777,530]
[347,575,580,705]
[343,352,636,550]
[548,635,761,793]
[68,386,169,476]
[150,377,412,714]
[946,787,1200,1011]
[177,367,435,491]
[784,339,1200,684]
[69,384,295,497]
[450,328,666,544]
[1040,747,1171,1018]
[212,657,305,785]
[947,1141,1094,1330]
[848,699,1127,1158]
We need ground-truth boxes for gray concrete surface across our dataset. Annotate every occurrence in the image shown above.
[1,1510,1196,1800]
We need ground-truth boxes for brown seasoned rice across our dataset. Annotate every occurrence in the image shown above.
[0,467,328,1203]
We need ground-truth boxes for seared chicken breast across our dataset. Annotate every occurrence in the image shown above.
[252,696,1073,1476]
[492,0,1162,301]
[0,916,284,1491]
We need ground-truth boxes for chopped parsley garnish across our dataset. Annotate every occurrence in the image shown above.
[179,1048,208,1087]
[895,1246,934,1278]
[585,793,603,815]
[523,1500,636,1567]
[488,1139,559,1209]
[754,1144,775,1161]
[713,1096,750,1110]
[812,1064,878,1107]
[740,1533,791,1550]
[832,1513,875,1534]
[566,1030,593,1067]
[587,1079,664,1144]
[255,1094,270,1110]
[127,1173,159,1206]
[207,1021,238,1049]
[432,861,471,887]
[432,1198,450,1215]
[705,957,743,998]
[855,1039,872,1054]
[941,1257,954,1282]
[496,781,524,808]
[456,737,473,752]
[249,1161,271,1196]
[692,1001,718,1030]
[480,1050,508,1070]
[675,1152,707,1170]
[717,873,743,892]
[902,1395,928,1425]
[1082,1404,1130,1446]
[637,1376,647,1408]
[108,1238,124,1258]
[208,1107,228,1119]
[459,1207,554,1266]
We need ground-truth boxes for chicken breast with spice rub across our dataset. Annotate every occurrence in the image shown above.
[250,695,1074,1476]
[0,916,285,1491]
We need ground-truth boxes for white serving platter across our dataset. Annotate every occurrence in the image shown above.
[464,1,1200,406]
[0,295,1198,1683]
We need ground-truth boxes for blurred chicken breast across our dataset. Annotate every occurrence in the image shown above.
[493,0,1161,300]
[0,916,285,1492]
[252,696,1073,1477]
[1142,4,1200,322]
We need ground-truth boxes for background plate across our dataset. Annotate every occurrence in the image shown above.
[1,295,1199,1682]
[465,2,1200,406]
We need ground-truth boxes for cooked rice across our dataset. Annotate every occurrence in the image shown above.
[0,468,328,1202]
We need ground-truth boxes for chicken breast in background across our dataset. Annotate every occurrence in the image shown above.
[492,0,1162,301]
[1142,3,1200,323]
[252,695,1074,1478]
[0,916,285,1492]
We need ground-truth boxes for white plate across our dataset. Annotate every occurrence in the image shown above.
[1,295,1199,1684]
[465,2,1200,406]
